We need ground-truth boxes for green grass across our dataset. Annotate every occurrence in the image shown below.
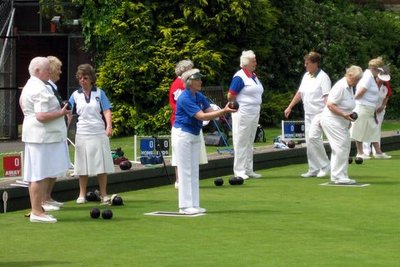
[108,126,282,160]
[1,121,399,176]
[0,151,399,267]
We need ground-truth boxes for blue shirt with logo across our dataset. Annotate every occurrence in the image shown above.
[174,89,210,135]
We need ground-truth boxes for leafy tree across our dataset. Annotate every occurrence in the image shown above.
[41,0,400,133]
[70,0,278,135]
[265,0,400,121]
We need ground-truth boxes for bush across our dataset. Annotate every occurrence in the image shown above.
[65,0,400,135]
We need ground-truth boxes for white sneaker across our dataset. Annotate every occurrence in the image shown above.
[334,179,356,185]
[317,166,330,178]
[100,196,111,206]
[240,174,250,180]
[42,203,60,212]
[30,213,57,223]
[194,207,207,213]
[45,200,64,207]
[76,197,87,204]
[174,182,179,189]
[247,172,262,179]
[374,153,392,159]
[301,171,317,178]
[356,153,371,160]
[179,207,200,215]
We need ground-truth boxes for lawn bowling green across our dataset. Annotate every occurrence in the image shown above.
[1,133,400,213]
[0,149,399,267]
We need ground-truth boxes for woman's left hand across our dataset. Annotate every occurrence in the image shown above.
[106,126,113,137]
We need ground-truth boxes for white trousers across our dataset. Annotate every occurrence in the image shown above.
[305,113,330,173]
[172,127,201,209]
[171,128,208,166]
[320,117,351,181]
[231,112,259,177]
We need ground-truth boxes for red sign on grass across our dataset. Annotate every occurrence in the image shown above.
[3,155,22,177]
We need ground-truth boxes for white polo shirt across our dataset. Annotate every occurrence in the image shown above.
[232,69,264,115]
[355,69,379,107]
[69,87,112,135]
[298,69,331,115]
[322,77,355,120]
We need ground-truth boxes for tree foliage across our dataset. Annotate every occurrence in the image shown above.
[264,0,400,122]
[68,0,277,135]
[42,0,400,134]
[266,0,400,90]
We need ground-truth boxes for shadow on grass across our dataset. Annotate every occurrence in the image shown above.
[259,175,305,180]
[0,261,70,267]
[58,216,136,223]
[208,209,281,215]
[366,181,400,185]
[202,185,254,189]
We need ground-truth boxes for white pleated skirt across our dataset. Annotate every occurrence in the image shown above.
[351,104,379,142]
[23,141,70,182]
[74,134,114,176]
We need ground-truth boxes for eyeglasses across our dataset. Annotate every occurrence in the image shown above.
[78,76,90,81]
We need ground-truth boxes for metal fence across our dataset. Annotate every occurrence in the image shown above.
[0,0,17,139]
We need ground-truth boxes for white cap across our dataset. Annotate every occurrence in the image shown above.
[377,67,391,82]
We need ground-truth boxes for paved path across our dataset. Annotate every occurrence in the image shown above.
[0,140,24,154]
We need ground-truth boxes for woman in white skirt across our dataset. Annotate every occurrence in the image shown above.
[351,57,391,159]
[362,68,392,158]
[69,64,114,205]
[20,57,71,223]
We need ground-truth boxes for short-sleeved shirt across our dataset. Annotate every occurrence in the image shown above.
[322,77,355,120]
[355,69,379,107]
[69,87,112,135]
[377,84,389,109]
[169,76,185,126]
[20,76,67,143]
[298,69,331,115]
[228,68,263,115]
[174,88,210,135]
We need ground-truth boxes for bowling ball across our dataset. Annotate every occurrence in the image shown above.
[114,156,128,165]
[111,195,123,206]
[350,112,358,120]
[348,157,353,164]
[86,191,97,202]
[287,140,296,149]
[214,177,224,186]
[228,101,239,110]
[355,157,363,164]
[228,177,238,185]
[102,209,113,219]
[119,160,132,170]
[236,177,244,185]
[90,208,101,219]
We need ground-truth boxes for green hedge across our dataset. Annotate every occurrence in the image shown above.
[60,0,400,135]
